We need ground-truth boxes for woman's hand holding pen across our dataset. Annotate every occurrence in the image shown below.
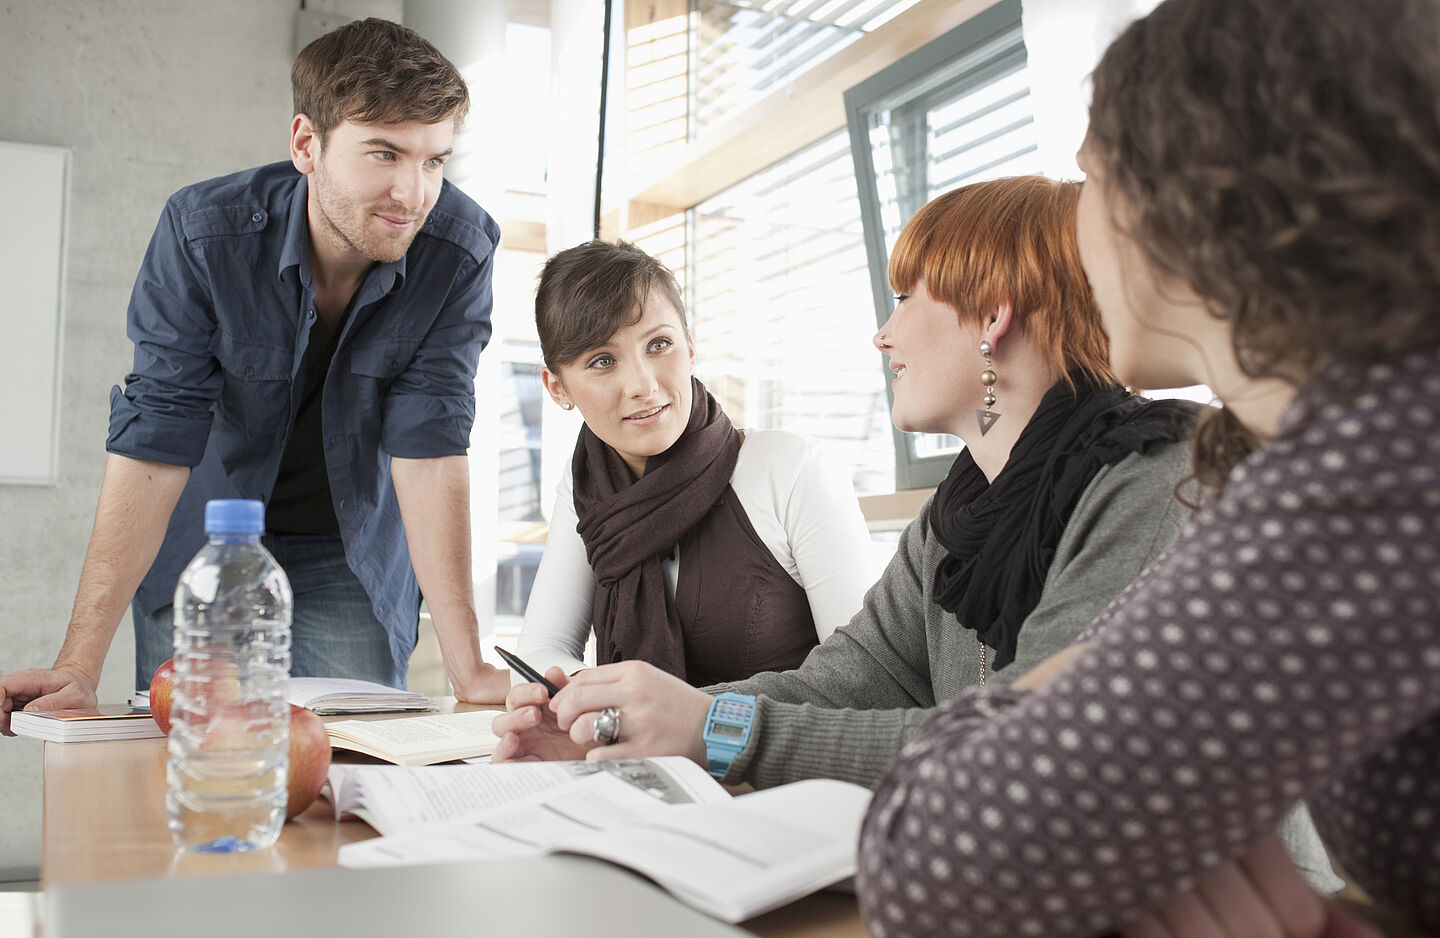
[491,667,596,763]
[549,661,711,765]
[492,660,711,767]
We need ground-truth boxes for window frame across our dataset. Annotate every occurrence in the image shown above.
[843,0,1025,490]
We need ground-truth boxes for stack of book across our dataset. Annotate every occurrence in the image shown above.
[10,706,163,742]
[19,678,434,745]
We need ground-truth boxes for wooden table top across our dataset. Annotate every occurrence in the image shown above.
[40,707,868,938]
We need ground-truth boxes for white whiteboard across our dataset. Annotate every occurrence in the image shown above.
[0,141,69,485]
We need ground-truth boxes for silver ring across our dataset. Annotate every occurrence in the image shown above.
[592,706,621,746]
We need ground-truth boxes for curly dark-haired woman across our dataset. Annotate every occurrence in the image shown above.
[857,1,1440,936]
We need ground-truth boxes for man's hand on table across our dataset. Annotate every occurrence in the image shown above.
[0,666,99,735]
[448,660,513,706]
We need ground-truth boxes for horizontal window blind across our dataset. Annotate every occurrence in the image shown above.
[689,130,897,495]
[692,0,924,138]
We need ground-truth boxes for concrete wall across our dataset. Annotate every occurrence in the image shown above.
[0,0,400,878]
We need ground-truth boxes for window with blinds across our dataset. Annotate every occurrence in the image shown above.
[498,356,545,524]
[845,0,1037,487]
[691,0,925,139]
[688,131,897,495]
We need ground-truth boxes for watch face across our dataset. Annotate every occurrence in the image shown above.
[709,721,745,739]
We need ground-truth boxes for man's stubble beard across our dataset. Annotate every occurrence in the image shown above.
[312,160,424,265]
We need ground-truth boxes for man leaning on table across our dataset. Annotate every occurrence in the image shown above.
[0,17,512,735]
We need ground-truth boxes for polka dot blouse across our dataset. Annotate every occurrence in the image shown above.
[857,349,1440,937]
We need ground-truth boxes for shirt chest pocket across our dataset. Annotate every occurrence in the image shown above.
[348,339,418,393]
[211,333,292,438]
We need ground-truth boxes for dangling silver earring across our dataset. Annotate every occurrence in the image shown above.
[977,339,1000,435]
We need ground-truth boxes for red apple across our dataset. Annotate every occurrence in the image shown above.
[151,664,329,818]
[285,704,332,820]
[148,658,175,734]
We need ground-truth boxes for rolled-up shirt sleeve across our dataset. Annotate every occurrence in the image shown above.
[107,200,222,467]
[377,247,494,460]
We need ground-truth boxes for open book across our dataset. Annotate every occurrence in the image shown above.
[288,677,432,714]
[323,755,728,834]
[328,756,871,923]
[325,709,500,766]
[131,677,432,715]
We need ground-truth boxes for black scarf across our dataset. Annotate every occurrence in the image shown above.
[930,375,1196,670]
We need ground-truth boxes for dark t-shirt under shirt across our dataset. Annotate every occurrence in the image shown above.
[267,314,341,535]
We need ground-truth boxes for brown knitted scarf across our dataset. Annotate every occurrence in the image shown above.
[571,377,740,678]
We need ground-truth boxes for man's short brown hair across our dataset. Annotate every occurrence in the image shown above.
[292,17,469,141]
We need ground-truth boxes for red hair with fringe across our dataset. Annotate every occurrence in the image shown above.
[888,176,1116,389]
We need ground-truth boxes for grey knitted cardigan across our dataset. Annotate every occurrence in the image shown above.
[711,439,1339,890]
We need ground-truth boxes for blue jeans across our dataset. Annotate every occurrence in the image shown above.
[133,533,407,693]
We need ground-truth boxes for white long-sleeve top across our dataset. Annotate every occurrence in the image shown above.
[518,429,875,677]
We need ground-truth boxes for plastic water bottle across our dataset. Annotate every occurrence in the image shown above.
[166,498,293,852]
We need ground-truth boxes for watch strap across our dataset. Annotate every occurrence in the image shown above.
[703,692,756,779]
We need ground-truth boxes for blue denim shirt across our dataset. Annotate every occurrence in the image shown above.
[107,161,497,668]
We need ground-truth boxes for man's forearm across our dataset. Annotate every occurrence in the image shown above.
[391,454,491,690]
[54,454,190,685]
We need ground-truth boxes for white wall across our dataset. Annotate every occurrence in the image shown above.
[1021,0,1162,180]
[0,0,410,879]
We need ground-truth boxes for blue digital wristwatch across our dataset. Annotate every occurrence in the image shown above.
[703,692,756,779]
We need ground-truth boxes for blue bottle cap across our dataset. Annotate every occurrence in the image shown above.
[203,499,264,535]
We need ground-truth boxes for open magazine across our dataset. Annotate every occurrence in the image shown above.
[326,756,871,923]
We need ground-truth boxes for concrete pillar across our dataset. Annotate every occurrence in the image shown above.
[404,0,510,648]
[536,0,606,513]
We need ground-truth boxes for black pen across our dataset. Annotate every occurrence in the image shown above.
[493,646,561,696]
